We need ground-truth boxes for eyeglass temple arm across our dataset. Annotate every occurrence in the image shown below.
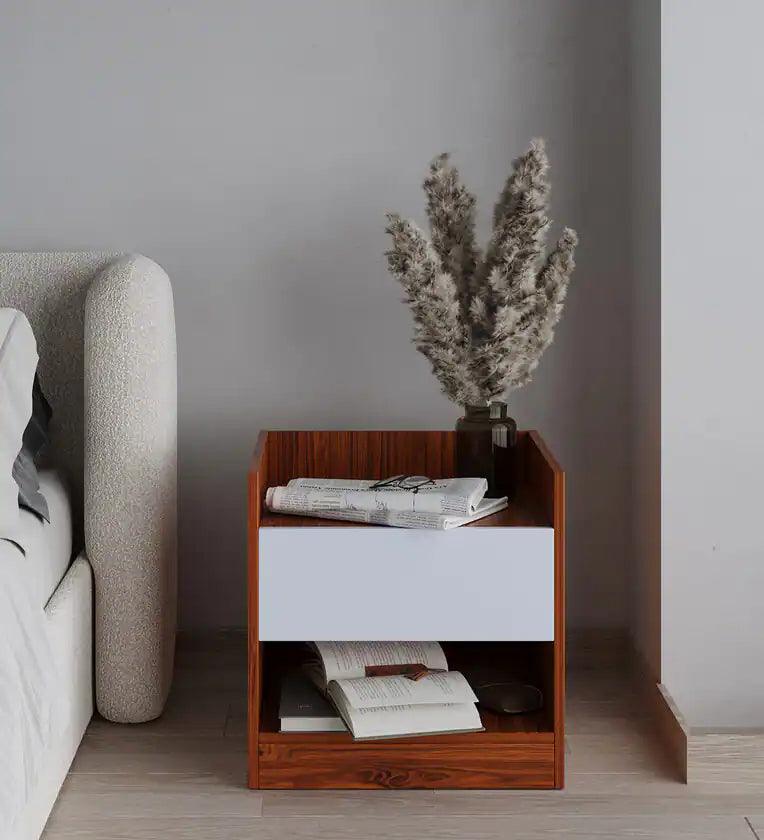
[369,474,408,489]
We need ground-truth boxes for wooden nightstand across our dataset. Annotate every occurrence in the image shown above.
[247,430,565,789]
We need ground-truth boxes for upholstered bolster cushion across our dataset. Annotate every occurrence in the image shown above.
[84,255,177,723]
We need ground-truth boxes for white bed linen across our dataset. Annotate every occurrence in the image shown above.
[0,308,38,548]
[0,540,66,839]
[15,470,73,608]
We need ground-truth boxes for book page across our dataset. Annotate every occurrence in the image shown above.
[338,701,483,740]
[313,641,448,683]
[330,671,476,709]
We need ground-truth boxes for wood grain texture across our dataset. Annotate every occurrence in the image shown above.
[520,430,565,787]
[50,773,263,821]
[632,643,688,782]
[258,741,555,789]
[248,430,564,790]
[432,789,764,816]
[247,432,267,789]
[259,430,552,529]
[553,439,566,788]
[260,430,456,489]
[687,732,764,785]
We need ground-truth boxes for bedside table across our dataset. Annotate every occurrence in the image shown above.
[247,430,565,789]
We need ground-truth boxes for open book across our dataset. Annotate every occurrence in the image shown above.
[266,493,507,530]
[306,642,483,740]
[268,476,487,516]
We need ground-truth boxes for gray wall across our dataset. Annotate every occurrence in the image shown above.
[0,0,632,632]
[661,0,764,728]
[628,0,661,681]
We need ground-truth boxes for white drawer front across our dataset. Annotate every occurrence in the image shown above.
[258,527,554,641]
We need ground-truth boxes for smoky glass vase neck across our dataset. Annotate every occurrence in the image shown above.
[455,401,517,499]
[462,401,510,420]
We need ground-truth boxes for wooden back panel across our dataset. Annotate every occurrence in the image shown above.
[259,430,455,489]
[252,430,555,528]
[249,427,561,484]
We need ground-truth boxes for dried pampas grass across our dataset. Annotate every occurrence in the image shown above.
[385,139,577,406]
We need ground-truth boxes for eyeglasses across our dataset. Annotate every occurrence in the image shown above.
[369,474,436,492]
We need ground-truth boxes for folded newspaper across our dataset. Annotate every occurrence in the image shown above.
[279,477,488,515]
[264,476,507,529]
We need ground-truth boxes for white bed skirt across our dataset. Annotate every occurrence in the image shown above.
[14,554,93,840]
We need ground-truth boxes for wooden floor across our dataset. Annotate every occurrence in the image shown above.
[44,633,764,839]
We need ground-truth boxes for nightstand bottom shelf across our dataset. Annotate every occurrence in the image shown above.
[249,640,560,790]
[256,739,556,790]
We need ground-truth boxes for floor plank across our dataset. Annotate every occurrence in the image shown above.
[262,790,437,816]
[69,733,246,776]
[566,729,674,774]
[43,815,755,840]
[48,772,263,822]
[688,733,764,785]
[432,789,764,816]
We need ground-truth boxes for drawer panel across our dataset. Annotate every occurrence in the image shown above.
[257,740,555,789]
[258,527,554,641]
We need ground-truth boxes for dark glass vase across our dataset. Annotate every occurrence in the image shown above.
[455,402,518,500]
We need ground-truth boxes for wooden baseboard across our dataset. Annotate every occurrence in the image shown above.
[566,629,687,782]
[630,644,688,782]
[629,638,764,785]
[652,682,689,782]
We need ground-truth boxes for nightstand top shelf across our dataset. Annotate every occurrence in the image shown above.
[260,500,549,529]
[253,429,559,530]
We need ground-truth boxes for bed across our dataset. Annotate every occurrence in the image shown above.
[0,471,92,840]
[0,253,177,840]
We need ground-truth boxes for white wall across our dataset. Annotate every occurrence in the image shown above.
[0,0,633,632]
[662,0,764,727]
[628,0,661,680]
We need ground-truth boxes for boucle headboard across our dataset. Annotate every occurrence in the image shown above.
[0,252,119,535]
[0,250,178,723]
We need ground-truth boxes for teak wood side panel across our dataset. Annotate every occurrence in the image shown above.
[247,431,267,789]
[525,431,566,788]
[520,431,566,788]
[247,430,564,790]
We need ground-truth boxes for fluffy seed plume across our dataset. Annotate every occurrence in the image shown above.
[423,153,480,317]
[385,213,483,407]
[385,139,577,406]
